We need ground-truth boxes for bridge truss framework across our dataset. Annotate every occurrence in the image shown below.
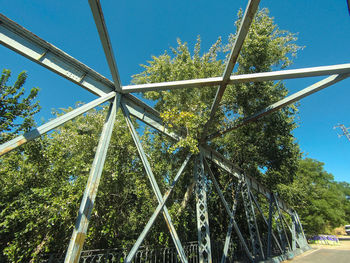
[1,0,349,262]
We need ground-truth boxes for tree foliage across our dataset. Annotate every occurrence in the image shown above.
[133,8,302,187]
[278,158,350,235]
[0,69,40,143]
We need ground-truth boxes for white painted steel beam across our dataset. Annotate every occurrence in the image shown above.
[0,13,170,141]
[222,0,261,82]
[64,95,119,263]
[88,0,122,92]
[122,103,188,263]
[125,154,192,263]
[0,91,116,156]
[206,0,260,131]
[208,73,350,140]
[122,76,223,93]
[122,63,350,93]
[0,14,114,97]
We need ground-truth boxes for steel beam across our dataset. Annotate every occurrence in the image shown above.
[241,179,264,260]
[222,0,261,82]
[249,190,283,255]
[208,73,350,140]
[203,158,253,262]
[280,210,299,249]
[0,13,114,97]
[125,154,192,263]
[64,95,119,263]
[122,76,222,93]
[0,13,166,131]
[204,0,260,135]
[273,193,291,252]
[293,211,308,248]
[195,154,213,263]
[221,180,241,263]
[291,215,297,251]
[267,197,274,258]
[121,102,188,263]
[88,0,122,92]
[0,91,116,156]
[121,63,350,93]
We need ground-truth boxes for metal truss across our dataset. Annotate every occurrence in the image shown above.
[121,102,189,263]
[0,0,348,262]
[203,159,253,262]
[221,179,242,263]
[194,154,212,263]
[241,178,264,261]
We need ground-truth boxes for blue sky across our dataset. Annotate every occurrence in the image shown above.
[1,0,350,182]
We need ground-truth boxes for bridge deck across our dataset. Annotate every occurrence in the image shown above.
[289,239,350,263]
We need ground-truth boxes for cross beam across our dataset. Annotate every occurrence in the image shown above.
[121,63,350,93]
[207,73,350,140]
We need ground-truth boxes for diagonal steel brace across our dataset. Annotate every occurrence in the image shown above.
[203,157,253,262]
[121,100,188,263]
[221,179,242,263]
[64,95,120,263]
[125,153,192,262]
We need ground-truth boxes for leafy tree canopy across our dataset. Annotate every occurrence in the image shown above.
[0,69,40,143]
[133,9,302,186]
[278,158,350,235]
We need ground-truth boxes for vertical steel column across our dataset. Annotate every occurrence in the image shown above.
[64,95,119,263]
[195,154,212,263]
[241,179,265,260]
[121,102,188,263]
[221,180,242,263]
[267,195,274,258]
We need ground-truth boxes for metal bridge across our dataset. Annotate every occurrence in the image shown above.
[1,0,349,262]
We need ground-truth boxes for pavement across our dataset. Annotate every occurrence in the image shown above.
[285,239,350,263]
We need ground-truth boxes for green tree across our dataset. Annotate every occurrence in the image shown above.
[278,158,349,235]
[133,9,301,183]
[133,8,302,245]
[0,8,306,262]
[0,105,170,262]
[0,69,40,143]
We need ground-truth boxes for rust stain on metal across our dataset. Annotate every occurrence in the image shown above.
[0,137,27,156]
[72,232,86,263]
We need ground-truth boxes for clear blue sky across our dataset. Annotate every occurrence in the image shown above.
[1,0,350,182]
